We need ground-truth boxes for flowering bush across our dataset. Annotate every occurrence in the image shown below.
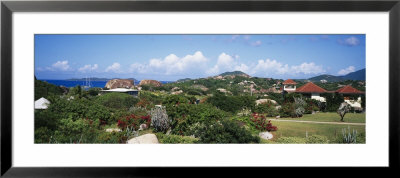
[250,113,277,132]
[117,114,151,130]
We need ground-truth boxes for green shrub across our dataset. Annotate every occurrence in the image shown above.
[139,91,164,106]
[35,127,53,143]
[207,93,257,113]
[276,135,329,144]
[194,119,260,143]
[306,135,329,143]
[322,93,344,112]
[155,133,199,143]
[279,102,296,118]
[47,97,114,123]
[52,117,100,143]
[230,116,258,133]
[162,94,189,106]
[86,87,101,96]
[166,103,227,135]
[254,102,278,117]
[35,78,64,100]
[95,131,125,143]
[276,137,307,144]
[96,92,139,110]
[35,109,59,131]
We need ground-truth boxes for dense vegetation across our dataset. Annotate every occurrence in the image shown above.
[35,76,65,100]
[35,71,366,144]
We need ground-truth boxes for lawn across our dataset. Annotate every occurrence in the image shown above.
[262,121,366,143]
[268,112,366,123]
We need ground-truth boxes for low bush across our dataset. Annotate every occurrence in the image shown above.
[155,133,199,143]
[276,135,329,144]
[166,103,227,135]
[95,92,139,110]
[306,135,329,144]
[253,102,278,117]
[276,137,307,144]
[193,119,260,143]
[207,91,256,113]
[279,102,296,118]
[34,127,53,143]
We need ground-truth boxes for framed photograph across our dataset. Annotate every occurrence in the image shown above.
[1,0,399,176]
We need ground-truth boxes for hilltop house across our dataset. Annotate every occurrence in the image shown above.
[100,88,139,97]
[335,85,364,109]
[282,79,297,93]
[35,97,50,109]
[295,82,327,102]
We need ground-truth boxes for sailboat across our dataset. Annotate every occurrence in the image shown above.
[83,76,92,90]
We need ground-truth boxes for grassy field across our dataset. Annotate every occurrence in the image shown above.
[269,121,365,142]
[268,112,366,123]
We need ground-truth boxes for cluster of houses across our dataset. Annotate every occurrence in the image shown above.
[282,79,365,109]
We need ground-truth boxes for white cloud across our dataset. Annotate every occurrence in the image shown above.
[78,64,98,73]
[206,53,240,75]
[129,51,208,75]
[291,62,325,74]
[252,59,290,75]
[251,59,325,76]
[51,60,70,71]
[105,63,122,73]
[339,36,360,46]
[338,66,355,75]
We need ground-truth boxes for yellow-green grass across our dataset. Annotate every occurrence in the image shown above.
[268,112,365,123]
[266,121,366,143]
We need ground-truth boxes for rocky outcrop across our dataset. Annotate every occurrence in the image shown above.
[256,99,278,105]
[105,79,134,89]
[139,80,162,87]
[126,134,159,144]
[259,132,273,140]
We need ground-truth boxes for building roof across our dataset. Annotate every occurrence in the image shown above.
[282,79,297,85]
[336,85,365,94]
[101,88,138,92]
[34,97,50,109]
[296,82,327,93]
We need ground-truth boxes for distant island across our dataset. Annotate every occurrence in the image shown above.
[67,77,138,82]
[307,68,365,82]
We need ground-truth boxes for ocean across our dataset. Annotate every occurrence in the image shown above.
[42,80,174,88]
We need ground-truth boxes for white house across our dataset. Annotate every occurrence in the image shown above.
[335,85,365,109]
[100,88,139,97]
[34,97,50,109]
[295,82,327,102]
[282,79,297,92]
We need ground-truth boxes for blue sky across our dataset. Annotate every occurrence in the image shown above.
[35,34,365,81]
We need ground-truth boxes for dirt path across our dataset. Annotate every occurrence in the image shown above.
[268,119,366,126]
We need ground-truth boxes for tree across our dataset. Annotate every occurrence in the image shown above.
[337,102,351,122]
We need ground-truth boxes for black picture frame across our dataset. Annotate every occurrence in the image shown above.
[1,0,399,177]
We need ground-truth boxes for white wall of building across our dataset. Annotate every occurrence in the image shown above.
[311,93,326,102]
[345,97,362,108]
[283,85,296,91]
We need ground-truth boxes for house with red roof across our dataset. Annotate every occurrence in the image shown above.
[282,79,297,93]
[295,82,328,102]
[335,85,364,109]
